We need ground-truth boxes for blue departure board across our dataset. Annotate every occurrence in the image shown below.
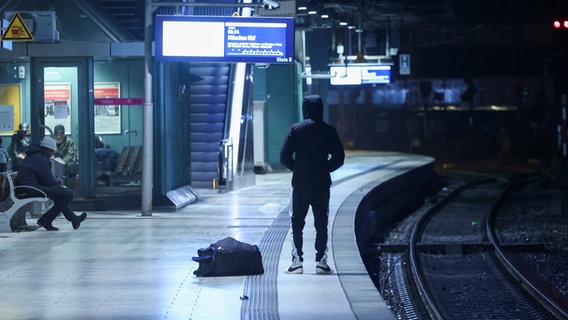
[155,15,295,64]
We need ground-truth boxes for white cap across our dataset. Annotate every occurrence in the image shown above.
[40,136,57,151]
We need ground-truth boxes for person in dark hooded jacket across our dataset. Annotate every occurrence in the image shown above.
[17,136,87,231]
[280,94,345,274]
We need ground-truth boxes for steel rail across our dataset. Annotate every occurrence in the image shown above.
[486,176,568,320]
[407,181,471,320]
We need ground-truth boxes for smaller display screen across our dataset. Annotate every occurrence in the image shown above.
[330,65,391,85]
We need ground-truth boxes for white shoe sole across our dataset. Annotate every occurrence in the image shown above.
[315,266,333,274]
[285,266,303,274]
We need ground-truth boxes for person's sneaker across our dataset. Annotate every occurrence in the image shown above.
[285,261,303,274]
[285,254,303,274]
[316,259,333,274]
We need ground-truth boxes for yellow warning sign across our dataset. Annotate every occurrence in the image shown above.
[1,12,34,41]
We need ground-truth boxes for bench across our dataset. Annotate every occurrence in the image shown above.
[0,171,50,232]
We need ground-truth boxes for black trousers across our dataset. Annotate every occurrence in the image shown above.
[38,185,79,224]
[290,186,330,262]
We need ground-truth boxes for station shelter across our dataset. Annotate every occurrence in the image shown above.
[0,0,302,210]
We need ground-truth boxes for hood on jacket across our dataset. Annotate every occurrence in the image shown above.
[25,144,43,157]
[302,95,323,122]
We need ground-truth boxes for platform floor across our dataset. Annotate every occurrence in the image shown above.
[0,151,433,320]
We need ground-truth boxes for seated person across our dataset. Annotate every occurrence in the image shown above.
[8,122,31,171]
[95,141,120,186]
[16,136,87,231]
[53,125,78,177]
[95,135,109,149]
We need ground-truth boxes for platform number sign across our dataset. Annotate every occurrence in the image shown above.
[399,54,410,75]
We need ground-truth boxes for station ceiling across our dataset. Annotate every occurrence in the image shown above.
[2,0,567,75]
[2,0,567,42]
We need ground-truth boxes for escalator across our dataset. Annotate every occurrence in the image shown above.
[184,1,240,189]
[188,63,231,188]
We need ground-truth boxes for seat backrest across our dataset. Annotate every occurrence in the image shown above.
[0,173,12,202]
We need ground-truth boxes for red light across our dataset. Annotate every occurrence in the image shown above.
[553,20,568,29]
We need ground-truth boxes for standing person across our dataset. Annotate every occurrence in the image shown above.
[0,137,9,172]
[16,136,87,231]
[280,94,345,274]
[53,124,78,177]
[8,122,31,171]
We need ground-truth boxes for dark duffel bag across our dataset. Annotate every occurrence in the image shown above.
[192,237,264,277]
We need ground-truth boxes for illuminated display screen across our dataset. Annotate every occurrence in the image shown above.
[330,65,391,85]
[155,15,295,64]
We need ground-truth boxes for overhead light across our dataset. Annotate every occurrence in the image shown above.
[298,6,307,11]
[339,21,348,26]
[321,14,329,19]
[348,25,355,29]
[308,10,317,15]
[261,0,280,9]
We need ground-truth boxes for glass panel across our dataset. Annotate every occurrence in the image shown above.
[93,59,144,199]
[43,66,80,190]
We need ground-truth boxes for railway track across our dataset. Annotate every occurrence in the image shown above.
[370,175,568,320]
